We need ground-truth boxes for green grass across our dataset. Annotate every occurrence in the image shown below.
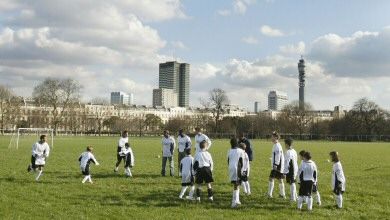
[0,136,389,219]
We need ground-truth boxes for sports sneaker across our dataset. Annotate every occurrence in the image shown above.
[196,197,201,202]
[114,167,118,172]
[279,194,286,199]
[317,201,322,206]
[27,165,32,172]
[186,196,195,200]
[208,196,213,202]
[231,202,239,208]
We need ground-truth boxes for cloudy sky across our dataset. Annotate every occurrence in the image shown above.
[1,0,390,111]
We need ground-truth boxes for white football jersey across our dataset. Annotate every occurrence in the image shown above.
[194,150,213,171]
[162,136,175,157]
[79,151,98,170]
[283,148,298,177]
[332,161,346,191]
[32,142,50,158]
[195,133,212,153]
[298,160,318,182]
[180,155,194,183]
[243,152,250,176]
[118,137,128,152]
[227,148,245,181]
[177,135,192,153]
[271,142,284,171]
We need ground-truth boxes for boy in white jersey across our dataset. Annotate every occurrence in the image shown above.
[27,135,50,181]
[124,143,134,177]
[161,130,176,176]
[114,131,128,172]
[227,138,246,208]
[329,151,346,208]
[194,140,214,202]
[79,146,99,184]
[239,143,251,196]
[179,148,195,199]
[177,129,192,176]
[299,150,321,206]
[283,138,298,202]
[267,131,286,198]
[297,151,318,211]
[194,127,211,153]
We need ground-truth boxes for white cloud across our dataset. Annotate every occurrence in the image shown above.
[192,63,221,79]
[242,36,259,45]
[217,0,256,16]
[171,41,188,50]
[260,25,285,37]
[309,28,390,77]
[279,41,305,55]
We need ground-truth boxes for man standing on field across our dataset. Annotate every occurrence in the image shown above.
[161,130,176,176]
[27,134,50,181]
[194,127,211,154]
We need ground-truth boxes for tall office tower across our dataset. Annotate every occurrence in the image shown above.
[298,56,306,110]
[152,88,178,107]
[111,91,130,105]
[254,101,260,113]
[128,93,134,105]
[268,90,288,111]
[178,63,190,107]
[159,61,190,107]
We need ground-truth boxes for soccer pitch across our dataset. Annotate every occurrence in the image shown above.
[0,136,389,219]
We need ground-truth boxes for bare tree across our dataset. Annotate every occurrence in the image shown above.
[0,85,21,133]
[280,101,314,138]
[201,88,230,132]
[32,78,82,134]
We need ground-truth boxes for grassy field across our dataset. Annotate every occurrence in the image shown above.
[0,136,389,219]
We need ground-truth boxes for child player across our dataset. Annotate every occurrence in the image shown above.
[329,151,346,208]
[179,148,195,200]
[297,151,318,211]
[283,138,298,202]
[194,140,214,202]
[124,143,134,177]
[227,138,246,208]
[27,135,50,181]
[239,143,251,196]
[267,131,285,198]
[79,146,100,184]
[299,150,321,206]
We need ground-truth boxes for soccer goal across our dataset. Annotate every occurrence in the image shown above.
[8,128,54,150]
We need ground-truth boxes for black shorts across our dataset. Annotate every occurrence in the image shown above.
[117,154,125,162]
[299,180,314,196]
[333,181,344,195]
[285,172,296,184]
[31,155,36,169]
[124,153,133,168]
[269,170,284,179]
[195,167,214,184]
[241,171,248,182]
[82,164,90,175]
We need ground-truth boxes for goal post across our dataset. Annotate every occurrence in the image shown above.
[13,128,54,150]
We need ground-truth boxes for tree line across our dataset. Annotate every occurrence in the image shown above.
[1,77,389,141]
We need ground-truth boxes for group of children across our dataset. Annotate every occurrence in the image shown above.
[26,130,346,210]
[266,131,346,210]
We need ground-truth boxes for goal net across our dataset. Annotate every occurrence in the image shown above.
[8,128,54,150]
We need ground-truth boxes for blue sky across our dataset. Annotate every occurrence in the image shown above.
[0,0,390,111]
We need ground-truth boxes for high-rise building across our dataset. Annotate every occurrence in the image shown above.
[298,57,306,110]
[268,91,288,111]
[152,88,178,107]
[158,61,190,107]
[111,91,133,106]
[254,101,260,113]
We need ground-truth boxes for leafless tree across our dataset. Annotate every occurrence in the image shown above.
[33,78,82,134]
[0,85,21,133]
[201,88,230,132]
[280,101,314,138]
